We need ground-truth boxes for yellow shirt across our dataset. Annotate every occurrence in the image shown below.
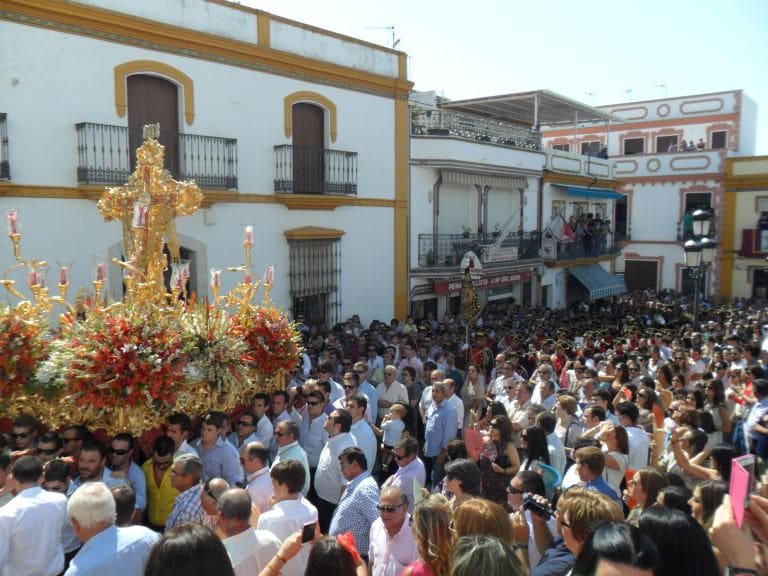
[142,459,179,526]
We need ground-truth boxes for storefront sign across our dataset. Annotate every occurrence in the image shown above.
[434,271,532,294]
[482,245,518,263]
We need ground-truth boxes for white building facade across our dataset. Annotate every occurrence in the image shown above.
[0,0,412,325]
[543,90,757,297]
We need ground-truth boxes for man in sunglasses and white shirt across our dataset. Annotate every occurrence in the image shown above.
[368,486,419,576]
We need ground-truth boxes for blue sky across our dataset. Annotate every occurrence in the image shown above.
[242,0,768,153]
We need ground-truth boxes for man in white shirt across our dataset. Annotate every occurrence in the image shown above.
[251,393,275,448]
[166,413,198,458]
[314,409,357,532]
[536,412,566,477]
[0,456,68,576]
[508,382,532,444]
[530,363,558,407]
[368,486,419,576]
[257,460,318,576]
[377,366,409,415]
[617,401,650,470]
[348,395,378,474]
[219,488,281,576]
[240,442,273,514]
[334,372,372,421]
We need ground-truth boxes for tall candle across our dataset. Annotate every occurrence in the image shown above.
[243,225,254,247]
[28,267,38,287]
[7,209,18,235]
[210,268,221,288]
[59,266,69,286]
[96,263,106,282]
[265,265,274,285]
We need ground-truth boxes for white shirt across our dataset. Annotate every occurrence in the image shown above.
[257,498,318,576]
[368,515,419,576]
[546,432,567,477]
[384,457,426,512]
[0,486,67,576]
[64,525,158,576]
[174,439,198,458]
[376,381,410,406]
[445,394,464,433]
[299,412,329,467]
[254,414,274,447]
[626,426,651,470]
[315,432,357,504]
[246,467,274,514]
[351,419,378,473]
[223,528,282,576]
[419,386,433,417]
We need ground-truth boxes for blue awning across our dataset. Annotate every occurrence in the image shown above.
[568,264,626,300]
[567,187,624,200]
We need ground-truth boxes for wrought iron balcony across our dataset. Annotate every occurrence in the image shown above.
[411,109,541,151]
[542,235,621,261]
[418,231,542,268]
[75,123,238,189]
[0,113,9,180]
[274,144,358,195]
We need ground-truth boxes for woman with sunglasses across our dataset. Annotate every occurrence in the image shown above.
[477,416,520,504]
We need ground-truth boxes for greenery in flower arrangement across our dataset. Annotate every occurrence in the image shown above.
[180,303,251,396]
[230,305,303,376]
[40,307,187,411]
[0,304,50,399]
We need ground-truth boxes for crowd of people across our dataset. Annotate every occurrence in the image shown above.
[2,290,768,576]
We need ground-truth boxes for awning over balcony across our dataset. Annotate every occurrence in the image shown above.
[442,169,526,190]
[566,186,624,200]
[568,264,626,300]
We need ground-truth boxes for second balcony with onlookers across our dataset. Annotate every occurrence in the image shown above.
[75,122,238,189]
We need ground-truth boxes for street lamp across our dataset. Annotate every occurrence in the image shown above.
[683,209,716,330]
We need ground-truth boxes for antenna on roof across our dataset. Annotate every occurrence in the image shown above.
[365,25,398,49]
[655,83,668,98]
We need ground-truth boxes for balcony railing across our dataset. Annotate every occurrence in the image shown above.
[75,123,238,189]
[542,235,621,261]
[411,109,541,151]
[274,144,358,195]
[418,231,542,268]
[0,113,9,180]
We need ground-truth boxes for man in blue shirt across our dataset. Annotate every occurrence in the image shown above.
[573,447,620,503]
[328,447,380,560]
[423,381,457,489]
[65,482,158,576]
[192,412,242,486]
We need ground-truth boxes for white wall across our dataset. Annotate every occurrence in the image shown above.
[411,138,545,174]
[0,17,399,323]
[0,21,395,196]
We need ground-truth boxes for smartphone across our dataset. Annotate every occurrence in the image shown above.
[730,454,755,528]
[301,521,316,543]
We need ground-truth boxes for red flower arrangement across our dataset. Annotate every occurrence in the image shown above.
[0,306,49,398]
[231,306,302,376]
[61,311,186,409]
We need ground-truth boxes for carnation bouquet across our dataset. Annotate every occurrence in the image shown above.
[231,305,303,376]
[0,305,49,398]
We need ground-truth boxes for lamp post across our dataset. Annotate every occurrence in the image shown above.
[683,208,716,330]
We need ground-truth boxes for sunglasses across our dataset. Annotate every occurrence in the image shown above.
[275,431,287,437]
[354,370,365,375]
[377,504,403,513]
[343,384,357,389]
[12,432,32,439]
[237,420,254,427]
[62,437,80,443]
[506,486,524,495]
[307,401,321,406]
[108,447,131,455]
[39,447,59,455]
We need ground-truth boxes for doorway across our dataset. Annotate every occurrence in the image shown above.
[291,103,325,193]
[127,75,180,175]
